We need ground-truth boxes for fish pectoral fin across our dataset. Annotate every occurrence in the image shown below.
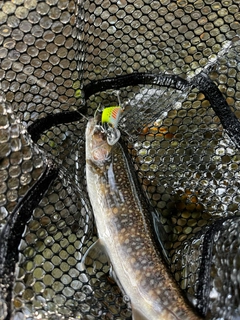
[81,240,130,305]
[81,239,109,271]
[132,306,149,320]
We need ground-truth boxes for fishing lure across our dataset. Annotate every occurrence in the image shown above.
[100,105,123,145]
[101,105,123,129]
[94,91,124,146]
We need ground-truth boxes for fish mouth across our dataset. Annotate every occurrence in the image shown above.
[87,118,112,162]
[91,142,111,162]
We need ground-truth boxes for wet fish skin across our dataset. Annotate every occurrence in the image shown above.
[86,118,201,320]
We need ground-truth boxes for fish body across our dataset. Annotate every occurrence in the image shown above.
[85,118,200,320]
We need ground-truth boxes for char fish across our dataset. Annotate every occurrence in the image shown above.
[85,118,201,320]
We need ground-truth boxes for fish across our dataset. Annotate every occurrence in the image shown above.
[85,117,201,320]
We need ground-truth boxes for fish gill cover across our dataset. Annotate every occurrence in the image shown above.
[0,0,240,319]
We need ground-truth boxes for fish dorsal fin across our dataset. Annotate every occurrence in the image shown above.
[151,212,171,264]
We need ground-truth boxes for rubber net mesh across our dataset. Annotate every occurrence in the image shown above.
[0,0,240,319]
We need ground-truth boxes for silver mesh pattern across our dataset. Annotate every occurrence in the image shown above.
[0,0,240,319]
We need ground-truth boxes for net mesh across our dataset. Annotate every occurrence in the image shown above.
[0,0,240,319]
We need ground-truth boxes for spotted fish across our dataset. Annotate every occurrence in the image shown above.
[85,118,201,320]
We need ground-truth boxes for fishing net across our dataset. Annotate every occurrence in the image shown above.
[0,0,240,319]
